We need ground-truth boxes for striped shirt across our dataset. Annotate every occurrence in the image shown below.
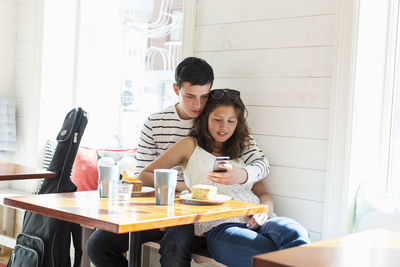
[135,105,270,183]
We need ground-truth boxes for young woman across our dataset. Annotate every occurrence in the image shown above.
[139,89,310,267]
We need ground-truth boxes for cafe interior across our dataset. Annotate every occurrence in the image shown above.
[0,0,399,266]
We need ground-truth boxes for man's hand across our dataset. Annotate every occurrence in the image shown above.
[207,164,248,185]
[246,213,269,230]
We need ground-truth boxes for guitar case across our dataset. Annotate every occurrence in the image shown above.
[8,107,88,267]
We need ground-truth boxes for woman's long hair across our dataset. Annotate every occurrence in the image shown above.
[189,92,251,159]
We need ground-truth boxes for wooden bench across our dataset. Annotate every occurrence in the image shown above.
[79,230,226,267]
[142,241,226,267]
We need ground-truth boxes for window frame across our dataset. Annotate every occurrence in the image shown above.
[382,0,400,197]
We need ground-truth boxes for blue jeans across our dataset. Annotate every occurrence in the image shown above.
[86,224,202,267]
[205,217,310,267]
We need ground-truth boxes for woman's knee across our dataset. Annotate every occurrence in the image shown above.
[206,222,245,241]
[261,217,310,248]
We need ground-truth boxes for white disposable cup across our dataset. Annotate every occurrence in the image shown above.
[98,165,120,198]
[154,169,177,205]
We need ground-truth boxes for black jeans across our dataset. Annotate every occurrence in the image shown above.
[86,224,203,267]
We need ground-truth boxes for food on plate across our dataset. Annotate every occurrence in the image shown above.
[121,169,143,192]
[191,184,217,200]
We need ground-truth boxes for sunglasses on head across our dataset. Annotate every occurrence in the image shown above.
[210,89,240,100]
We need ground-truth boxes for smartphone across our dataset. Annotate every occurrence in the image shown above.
[213,156,230,172]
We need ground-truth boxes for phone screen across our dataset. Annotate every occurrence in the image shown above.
[213,157,230,172]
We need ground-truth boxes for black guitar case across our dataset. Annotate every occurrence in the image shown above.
[8,107,88,267]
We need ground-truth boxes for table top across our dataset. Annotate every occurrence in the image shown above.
[252,229,400,267]
[0,160,56,181]
[4,190,268,234]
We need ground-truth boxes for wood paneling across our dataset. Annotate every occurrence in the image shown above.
[195,0,338,239]
[0,78,12,95]
[247,106,330,139]
[14,79,36,98]
[196,46,334,78]
[16,1,36,22]
[0,41,15,60]
[254,135,328,171]
[0,59,14,79]
[213,77,332,108]
[264,165,325,202]
[196,15,335,51]
[15,60,33,80]
[0,1,16,23]
[16,22,35,41]
[197,0,336,25]
[16,41,34,60]
[0,22,16,41]
[271,195,324,233]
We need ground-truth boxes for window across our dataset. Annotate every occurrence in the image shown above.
[386,0,400,199]
[350,0,400,200]
[74,0,183,149]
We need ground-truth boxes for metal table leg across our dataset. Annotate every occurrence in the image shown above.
[128,232,142,267]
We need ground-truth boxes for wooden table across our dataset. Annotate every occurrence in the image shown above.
[0,160,55,180]
[4,190,268,267]
[252,229,400,267]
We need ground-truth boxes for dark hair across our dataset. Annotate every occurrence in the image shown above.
[189,90,250,159]
[175,57,214,88]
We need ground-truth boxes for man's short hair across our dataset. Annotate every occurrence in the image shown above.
[175,57,214,88]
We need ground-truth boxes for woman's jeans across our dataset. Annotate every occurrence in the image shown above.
[86,224,202,267]
[205,217,310,267]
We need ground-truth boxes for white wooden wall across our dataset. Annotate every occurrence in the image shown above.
[0,0,16,169]
[10,0,45,192]
[0,0,40,166]
[0,0,44,192]
[0,0,15,99]
[194,0,338,241]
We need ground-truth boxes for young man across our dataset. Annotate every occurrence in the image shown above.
[136,57,269,189]
[86,57,270,267]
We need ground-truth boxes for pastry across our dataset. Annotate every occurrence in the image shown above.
[191,184,217,200]
[121,169,143,192]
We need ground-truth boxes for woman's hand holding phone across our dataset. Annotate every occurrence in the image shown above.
[208,157,248,185]
[212,157,230,172]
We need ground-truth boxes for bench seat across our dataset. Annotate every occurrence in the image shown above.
[142,241,227,267]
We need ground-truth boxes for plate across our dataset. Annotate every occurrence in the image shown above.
[131,186,155,196]
[179,193,231,205]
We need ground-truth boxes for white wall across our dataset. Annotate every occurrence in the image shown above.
[10,0,44,192]
[0,0,16,188]
[0,0,43,168]
[194,0,338,241]
[0,0,15,98]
